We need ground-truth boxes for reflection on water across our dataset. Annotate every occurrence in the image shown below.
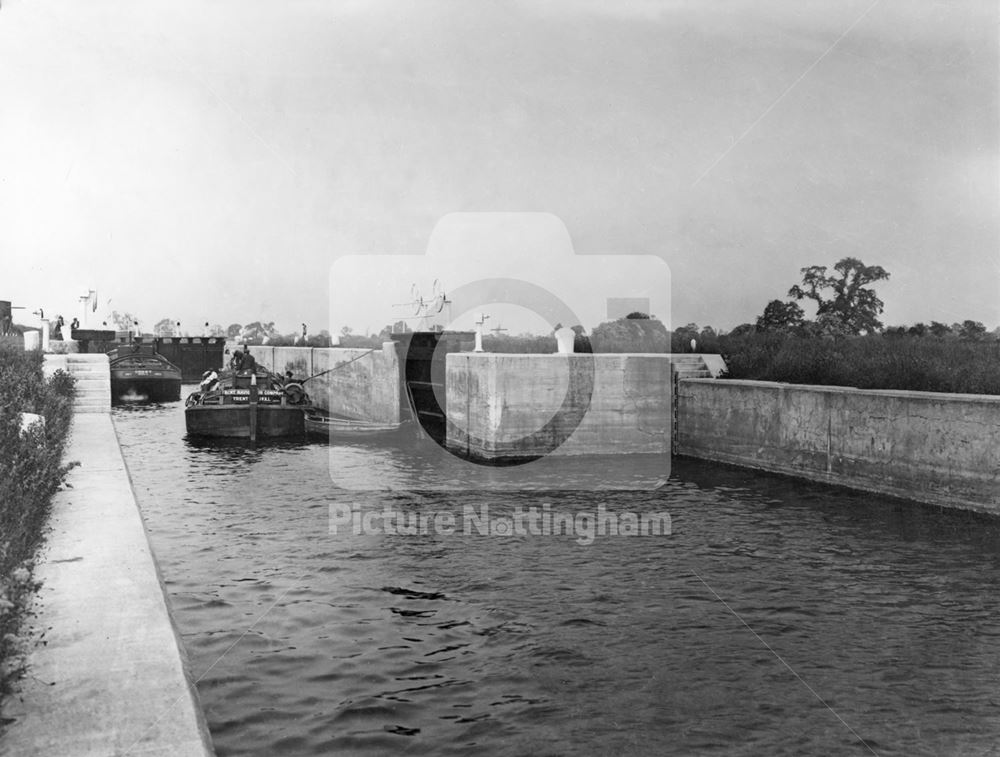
[114,395,1000,756]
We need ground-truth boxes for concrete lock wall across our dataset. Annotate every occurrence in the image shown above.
[677,378,1000,514]
[445,353,672,460]
[250,345,402,423]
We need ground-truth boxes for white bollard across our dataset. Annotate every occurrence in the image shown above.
[555,327,575,354]
[41,319,50,352]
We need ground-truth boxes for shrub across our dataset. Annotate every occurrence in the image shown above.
[0,346,76,701]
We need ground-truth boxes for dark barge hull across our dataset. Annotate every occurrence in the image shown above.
[108,348,183,404]
[111,376,182,403]
[185,405,305,439]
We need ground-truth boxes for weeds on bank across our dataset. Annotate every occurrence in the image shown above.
[717,332,1000,395]
[0,346,75,704]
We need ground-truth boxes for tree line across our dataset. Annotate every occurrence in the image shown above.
[105,257,996,352]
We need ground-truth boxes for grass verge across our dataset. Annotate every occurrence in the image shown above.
[0,346,76,708]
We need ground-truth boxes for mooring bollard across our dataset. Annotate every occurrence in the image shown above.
[23,330,40,351]
[555,327,575,354]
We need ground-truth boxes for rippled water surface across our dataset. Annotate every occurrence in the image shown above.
[114,395,1000,756]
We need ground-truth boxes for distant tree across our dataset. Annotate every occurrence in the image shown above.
[304,332,332,347]
[755,300,805,331]
[788,257,890,334]
[591,315,669,353]
[625,312,650,319]
[958,320,987,341]
[908,322,928,337]
[727,323,756,338]
[110,310,137,332]
[570,324,592,352]
[240,321,278,344]
[209,324,226,337]
[226,323,243,338]
[928,321,952,338]
[670,323,701,352]
[698,325,721,352]
[482,333,557,353]
[799,311,854,340]
[338,333,382,348]
[268,333,298,347]
[153,318,175,337]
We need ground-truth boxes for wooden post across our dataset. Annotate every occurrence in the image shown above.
[249,373,258,442]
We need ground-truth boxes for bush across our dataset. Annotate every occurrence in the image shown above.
[482,334,557,353]
[718,332,1000,394]
[0,346,75,700]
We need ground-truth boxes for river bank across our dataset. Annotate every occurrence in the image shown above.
[0,413,214,756]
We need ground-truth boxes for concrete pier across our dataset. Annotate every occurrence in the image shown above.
[0,414,215,756]
[445,353,674,460]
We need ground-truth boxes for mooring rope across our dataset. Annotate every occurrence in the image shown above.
[301,347,379,383]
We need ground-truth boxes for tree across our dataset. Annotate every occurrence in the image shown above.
[304,331,333,347]
[153,318,175,337]
[625,312,650,319]
[808,311,854,339]
[591,315,670,353]
[788,257,890,334]
[226,323,243,338]
[756,300,804,332]
[697,325,721,352]
[240,321,278,344]
[928,321,952,338]
[727,323,756,338]
[958,320,987,341]
[110,310,136,332]
[267,333,298,347]
[670,322,701,352]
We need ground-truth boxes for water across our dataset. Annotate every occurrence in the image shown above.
[113,395,1000,756]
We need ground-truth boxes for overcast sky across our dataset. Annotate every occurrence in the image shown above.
[2,0,996,335]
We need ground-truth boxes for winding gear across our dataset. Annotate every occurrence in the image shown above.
[283,382,307,404]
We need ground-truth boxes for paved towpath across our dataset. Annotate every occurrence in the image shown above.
[1,414,214,756]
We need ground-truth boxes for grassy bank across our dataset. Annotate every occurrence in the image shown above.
[717,333,1000,395]
[0,346,75,701]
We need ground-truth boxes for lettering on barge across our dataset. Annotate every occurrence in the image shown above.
[222,388,284,405]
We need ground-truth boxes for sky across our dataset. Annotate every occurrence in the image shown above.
[1,0,997,336]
